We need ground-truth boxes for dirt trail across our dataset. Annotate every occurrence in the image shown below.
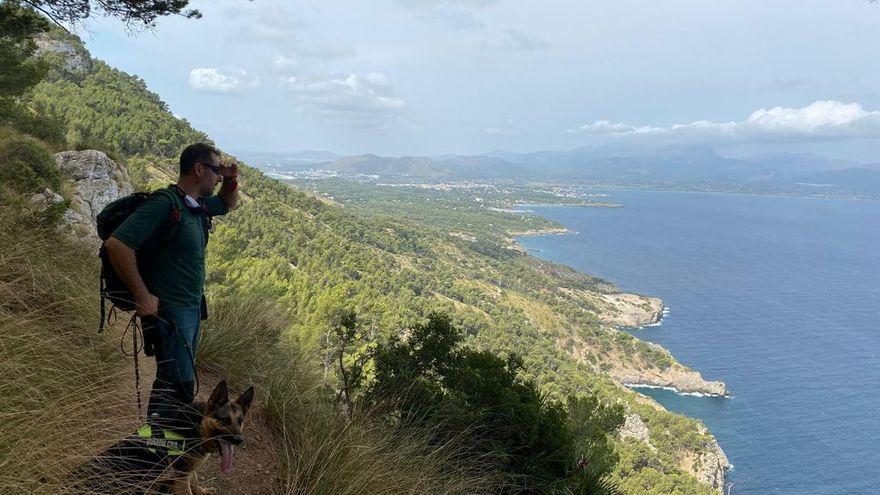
[112,326,283,494]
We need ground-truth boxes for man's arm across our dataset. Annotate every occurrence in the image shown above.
[217,161,239,211]
[104,236,159,316]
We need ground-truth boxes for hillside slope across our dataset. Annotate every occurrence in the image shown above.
[12,27,730,494]
[0,188,500,494]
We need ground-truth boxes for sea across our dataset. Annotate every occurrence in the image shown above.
[516,189,880,495]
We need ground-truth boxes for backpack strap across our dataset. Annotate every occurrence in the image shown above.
[168,184,212,246]
[98,271,107,334]
[138,186,184,256]
[97,187,182,334]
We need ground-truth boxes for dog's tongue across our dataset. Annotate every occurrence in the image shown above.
[220,442,234,474]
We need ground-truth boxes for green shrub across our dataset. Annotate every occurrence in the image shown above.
[0,128,61,194]
[359,312,623,494]
[199,298,498,495]
[0,100,66,147]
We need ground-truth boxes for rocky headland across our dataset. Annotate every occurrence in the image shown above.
[561,287,728,397]
[586,290,664,328]
[619,399,730,492]
[613,363,728,397]
[509,226,570,237]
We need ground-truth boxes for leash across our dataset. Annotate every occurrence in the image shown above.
[120,313,145,419]
[113,308,200,418]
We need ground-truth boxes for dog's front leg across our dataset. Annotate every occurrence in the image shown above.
[190,473,217,495]
[168,473,194,495]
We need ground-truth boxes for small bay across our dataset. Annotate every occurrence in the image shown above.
[517,189,880,495]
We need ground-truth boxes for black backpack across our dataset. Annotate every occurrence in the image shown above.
[96,187,183,333]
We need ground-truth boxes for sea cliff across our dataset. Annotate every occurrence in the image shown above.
[558,286,728,396]
[589,291,664,328]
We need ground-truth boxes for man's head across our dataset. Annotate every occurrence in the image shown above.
[179,143,222,197]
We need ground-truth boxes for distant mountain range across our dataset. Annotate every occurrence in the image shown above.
[246,146,880,198]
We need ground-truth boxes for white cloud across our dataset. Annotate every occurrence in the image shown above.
[568,100,880,144]
[421,3,484,30]
[397,0,497,9]
[246,4,353,70]
[188,67,259,93]
[397,0,496,30]
[246,5,306,43]
[488,28,549,51]
[270,44,354,74]
[570,120,664,136]
[272,55,297,72]
[278,71,407,127]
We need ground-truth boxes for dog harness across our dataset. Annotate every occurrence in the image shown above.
[137,424,189,456]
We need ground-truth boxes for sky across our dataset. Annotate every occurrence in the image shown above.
[79,0,880,159]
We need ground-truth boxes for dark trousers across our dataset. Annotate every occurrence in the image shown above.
[142,306,201,424]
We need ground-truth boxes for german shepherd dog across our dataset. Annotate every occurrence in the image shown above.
[74,380,254,495]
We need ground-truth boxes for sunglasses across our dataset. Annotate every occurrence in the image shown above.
[198,161,222,175]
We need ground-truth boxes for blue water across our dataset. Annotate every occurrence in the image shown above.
[516,190,880,495]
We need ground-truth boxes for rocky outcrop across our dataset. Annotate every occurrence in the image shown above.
[612,362,728,397]
[510,227,569,237]
[618,412,656,451]
[53,150,133,248]
[29,188,65,210]
[34,33,93,81]
[557,287,664,328]
[595,292,664,328]
[618,409,729,491]
[619,407,729,492]
[699,439,731,491]
[683,424,731,492]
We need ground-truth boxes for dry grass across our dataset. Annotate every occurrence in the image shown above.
[0,210,141,493]
[0,206,498,494]
[200,296,500,495]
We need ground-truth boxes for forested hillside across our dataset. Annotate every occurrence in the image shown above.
[1,13,726,494]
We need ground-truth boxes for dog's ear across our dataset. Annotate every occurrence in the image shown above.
[207,380,229,412]
[236,386,255,416]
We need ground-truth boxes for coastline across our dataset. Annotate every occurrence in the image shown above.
[509,226,570,237]
[626,383,728,398]
[511,206,731,491]
[566,182,879,203]
[511,201,624,208]
[505,188,880,495]
[511,206,729,399]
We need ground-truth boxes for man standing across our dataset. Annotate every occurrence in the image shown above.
[103,143,239,423]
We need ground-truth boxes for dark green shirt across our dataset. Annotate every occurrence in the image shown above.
[112,186,229,309]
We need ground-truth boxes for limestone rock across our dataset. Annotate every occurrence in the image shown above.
[596,292,664,328]
[558,288,664,328]
[612,363,728,397]
[619,397,729,492]
[29,188,65,211]
[34,33,92,80]
[618,412,656,452]
[53,150,133,248]
[692,424,731,492]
